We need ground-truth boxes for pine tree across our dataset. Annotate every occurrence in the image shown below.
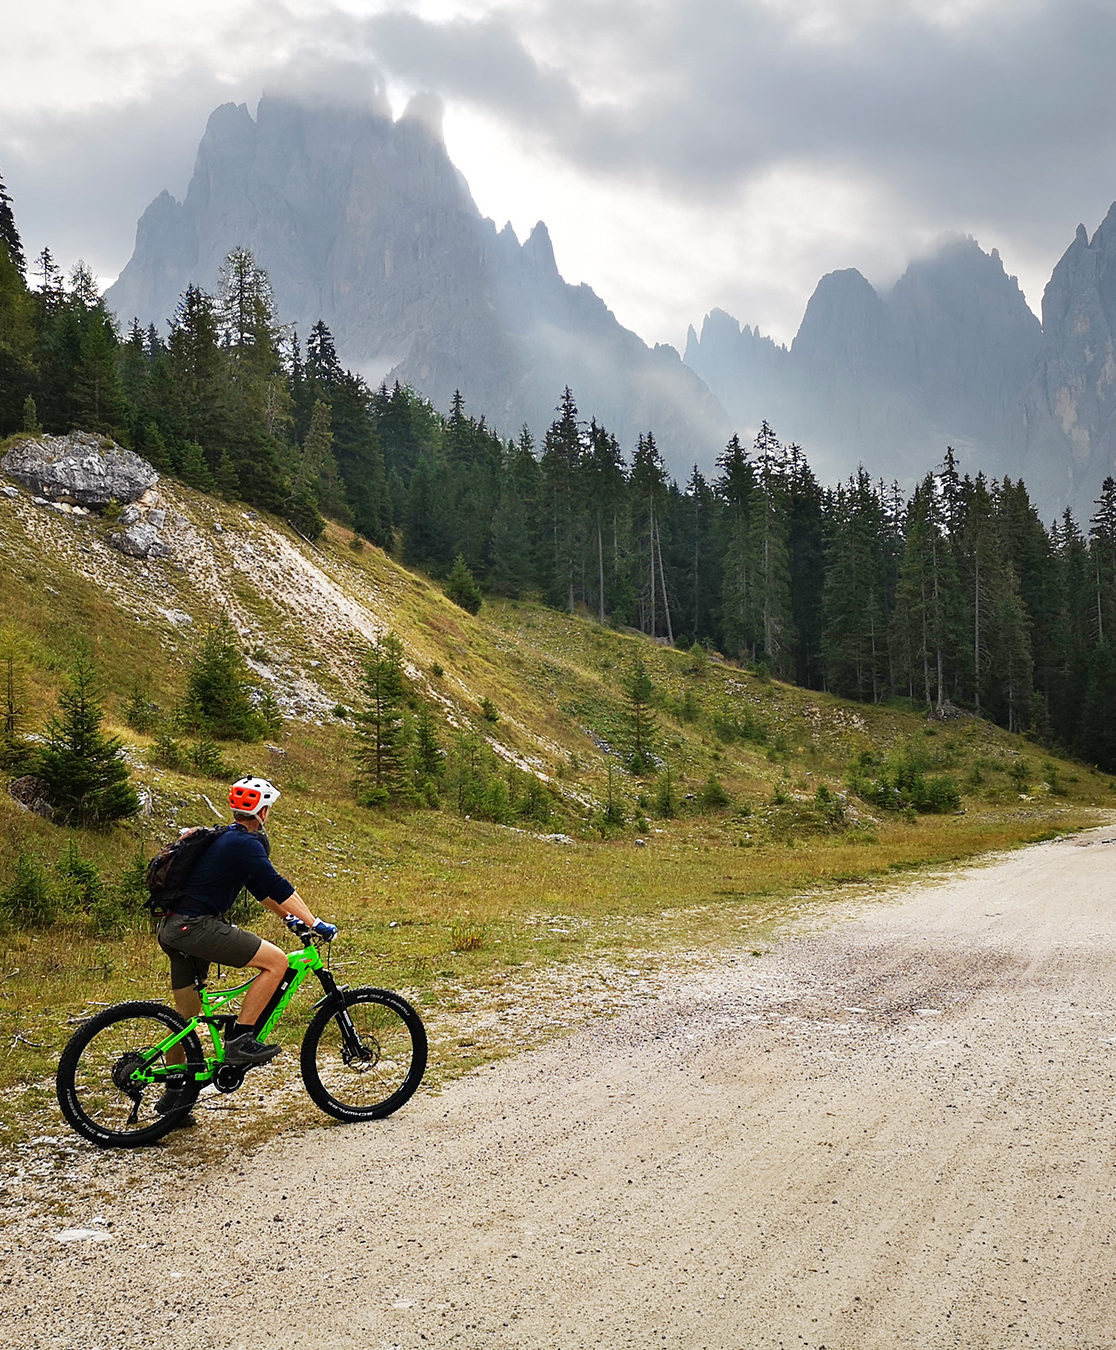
[715,433,757,661]
[0,174,34,435]
[411,704,445,802]
[489,431,539,598]
[355,633,412,804]
[625,657,657,775]
[445,553,482,614]
[630,433,673,642]
[540,387,585,612]
[822,473,889,701]
[72,300,127,438]
[216,247,290,510]
[164,284,228,456]
[0,171,26,275]
[0,627,32,772]
[182,620,264,741]
[785,444,826,686]
[36,655,140,826]
[890,476,961,709]
[747,422,794,674]
[680,465,717,645]
[584,420,627,622]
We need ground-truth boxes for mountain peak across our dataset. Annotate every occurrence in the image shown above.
[523,221,557,273]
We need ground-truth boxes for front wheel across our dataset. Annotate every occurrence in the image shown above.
[300,987,427,1121]
[56,1001,204,1147]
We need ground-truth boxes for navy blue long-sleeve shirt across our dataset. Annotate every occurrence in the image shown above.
[173,824,296,917]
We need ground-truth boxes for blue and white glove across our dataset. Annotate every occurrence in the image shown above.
[311,919,338,941]
[284,914,310,934]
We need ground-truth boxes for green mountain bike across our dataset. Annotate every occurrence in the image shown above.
[56,920,427,1147]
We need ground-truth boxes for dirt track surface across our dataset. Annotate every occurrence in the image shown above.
[6,829,1116,1350]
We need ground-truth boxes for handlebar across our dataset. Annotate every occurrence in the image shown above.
[284,916,315,945]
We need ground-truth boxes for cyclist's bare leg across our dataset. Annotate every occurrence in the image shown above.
[237,939,288,1028]
[167,985,201,1066]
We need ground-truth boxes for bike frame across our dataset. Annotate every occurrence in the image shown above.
[135,935,345,1089]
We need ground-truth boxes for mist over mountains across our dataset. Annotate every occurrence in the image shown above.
[105,94,729,470]
[685,223,1116,522]
[106,93,1116,521]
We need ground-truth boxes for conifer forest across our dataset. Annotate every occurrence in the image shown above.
[2,175,1116,774]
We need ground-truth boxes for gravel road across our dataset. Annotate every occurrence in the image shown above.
[5,829,1116,1350]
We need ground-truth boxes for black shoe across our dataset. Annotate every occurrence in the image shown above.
[155,1086,193,1116]
[224,1033,282,1066]
[154,1086,196,1130]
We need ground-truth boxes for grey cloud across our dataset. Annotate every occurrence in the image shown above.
[356,0,1116,255]
[357,11,582,128]
[7,0,1116,341]
[1,31,389,284]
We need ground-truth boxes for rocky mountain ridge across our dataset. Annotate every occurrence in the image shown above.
[106,95,729,478]
[686,219,1116,521]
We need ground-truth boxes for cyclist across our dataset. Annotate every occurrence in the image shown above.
[156,776,337,1108]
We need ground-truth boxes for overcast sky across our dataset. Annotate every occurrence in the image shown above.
[5,0,1116,348]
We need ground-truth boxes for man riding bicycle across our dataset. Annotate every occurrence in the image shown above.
[156,776,337,1110]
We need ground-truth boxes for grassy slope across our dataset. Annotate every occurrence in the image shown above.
[0,477,1112,1151]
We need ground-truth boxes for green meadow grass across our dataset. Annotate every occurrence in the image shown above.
[0,490,1112,1153]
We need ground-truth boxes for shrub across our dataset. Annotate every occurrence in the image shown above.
[123,684,159,734]
[712,706,767,746]
[0,852,65,927]
[699,774,730,810]
[848,748,961,815]
[182,619,265,741]
[188,738,233,779]
[655,768,677,818]
[56,840,107,915]
[152,727,186,770]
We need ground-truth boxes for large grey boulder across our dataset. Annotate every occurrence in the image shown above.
[1,432,158,507]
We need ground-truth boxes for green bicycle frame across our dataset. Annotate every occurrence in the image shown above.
[133,936,343,1089]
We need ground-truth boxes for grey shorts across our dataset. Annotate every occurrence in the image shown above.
[157,912,263,990]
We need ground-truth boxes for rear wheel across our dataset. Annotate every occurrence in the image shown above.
[300,987,427,1121]
[56,1001,204,1147]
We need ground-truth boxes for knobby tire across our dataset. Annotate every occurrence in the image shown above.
[300,986,427,1121]
[56,1000,204,1148]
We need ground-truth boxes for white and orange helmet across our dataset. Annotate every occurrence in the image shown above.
[229,776,280,817]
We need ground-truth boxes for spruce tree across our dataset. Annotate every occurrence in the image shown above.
[182,620,264,741]
[36,655,140,826]
[355,633,411,805]
[0,175,34,435]
[0,171,26,275]
[540,387,585,612]
[715,434,757,662]
[0,627,32,772]
[631,433,673,642]
[445,553,483,615]
[625,657,657,775]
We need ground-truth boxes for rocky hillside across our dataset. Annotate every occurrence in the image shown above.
[685,238,1047,501]
[3,434,1107,853]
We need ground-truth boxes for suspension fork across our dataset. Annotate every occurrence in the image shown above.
[311,965,364,1054]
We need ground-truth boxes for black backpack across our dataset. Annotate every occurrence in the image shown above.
[144,825,228,916]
